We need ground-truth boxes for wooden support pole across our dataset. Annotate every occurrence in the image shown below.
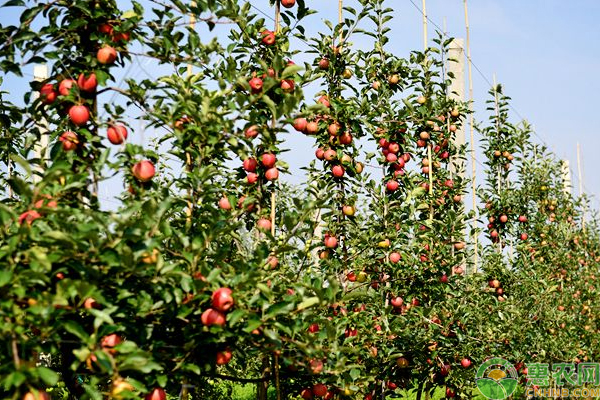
[463,0,478,272]
[577,142,586,230]
[421,0,428,51]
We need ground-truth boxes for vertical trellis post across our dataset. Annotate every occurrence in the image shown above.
[463,0,478,272]
[577,142,586,231]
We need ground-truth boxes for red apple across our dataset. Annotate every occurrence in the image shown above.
[18,210,41,225]
[261,30,276,45]
[309,359,323,374]
[201,308,226,326]
[461,358,471,368]
[22,391,50,400]
[249,77,263,93]
[257,218,272,232]
[261,153,277,167]
[39,83,56,104]
[339,132,353,145]
[391,296,403,308]
[293,118,308,132]
[489,279,500,288]
[386,180,399,192]
[216,349,233,365]
[499,214,508,223]
[300,389,313,400]
[308,323,319,333]
[98,23,113,35]
[107,124,128,144]
[312,384,327,397]
[331,165,344,178]
[305,121,319,135]
[58,79,77,96]
[318,58,330,70]
[388,142,400,153]
[243,158,258,172]
[324,235,338,248]
[246,172,258,184]
[132,160,156,182]
[315,148,325,160]
[440,274,449,283]
[212,288,234,312]
[281,0,296,8]
[519,215,528,222]
[324,149,337,161]
[440,363,451,376]
[520,233,528,241]
[280,79,294,92]
[265,167,279,181]
[317,95,330,107]
[112,31,131,42]
[77,72,97,92]
[145,388,166,400]
[68,105,90,126]
[389,252,401,263]
[347,271,357,282]
[101,333,122,354]
[97,46,117,64]
[446,387,456,398]
[245,125,259,138]
[59,131,79,151]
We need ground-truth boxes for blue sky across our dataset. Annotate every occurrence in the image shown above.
[1,0,599,210]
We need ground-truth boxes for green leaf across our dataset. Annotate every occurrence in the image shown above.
[297,296,319,311]
[37,367,59,386]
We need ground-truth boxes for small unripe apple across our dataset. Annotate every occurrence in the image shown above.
[68,105,90,126]
[97,46,117,64]
[355,162,364,174]
[107,124,128,144]
[39,83,56,104]
[201,308,226,326]
[77,72,97,92]
[261,30,276,45]
[416,95,426,104]
[132,160,156,182]
[59,131,78,151]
